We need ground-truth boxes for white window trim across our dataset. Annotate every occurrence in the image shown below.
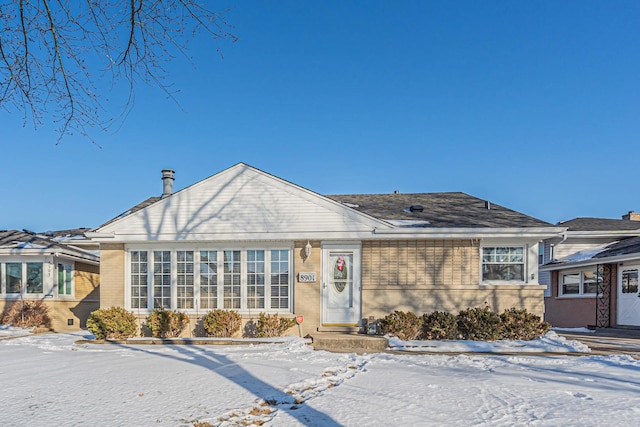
[0,258,49,298]
[480,245,528,285]
[558,267,600,298]
[125,244,293,314]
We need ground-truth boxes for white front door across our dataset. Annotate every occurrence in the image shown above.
[322,244,361,327]
[618,265,640,326]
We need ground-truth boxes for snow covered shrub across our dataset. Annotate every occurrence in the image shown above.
[146,308,190,338]
[421,311,458,340]
[87,307,138,340]
[1,300,51,328]
[456,307,502,341]
[202,309,242,337]
[255,313,296,337]
[499,308,550,340]
[379,310,422,340]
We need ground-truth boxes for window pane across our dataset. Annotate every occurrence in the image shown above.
[481,247,525,282]
[223,250,241,309]
[153,251,171,309]
[177,251,194,309]
[26,263,43,293]
[6,263,22,293]
[131,251,148,309]
[562,273,580,294]
[622,270,639,294]
[247,250,265,309]
[57,263,73,295]
[582,270,598,294]
[270,250,290,309]
[200,251,218,309]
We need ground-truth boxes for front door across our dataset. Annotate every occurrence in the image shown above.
[618,265,640,326]
[322,244,361,327]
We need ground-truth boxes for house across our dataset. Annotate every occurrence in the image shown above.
[0,229,100,331]
[86,163,563,336]
[540,213,640,328]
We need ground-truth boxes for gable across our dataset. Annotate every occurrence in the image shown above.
[94,164,391,241]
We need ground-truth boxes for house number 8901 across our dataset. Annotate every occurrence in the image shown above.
[298,272,316,282]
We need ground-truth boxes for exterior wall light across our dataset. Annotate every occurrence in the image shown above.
[304,241,312,260]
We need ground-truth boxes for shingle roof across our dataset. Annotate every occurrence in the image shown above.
[326,192,551,228]
[594,236,640,258]
[0,230,66,249]
[97,197,161,229]
[0,230,99,261]
[557,217,640,232]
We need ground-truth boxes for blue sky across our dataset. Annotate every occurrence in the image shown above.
[2,1,639,232]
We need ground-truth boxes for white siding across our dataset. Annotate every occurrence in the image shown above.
[99,164,389,240]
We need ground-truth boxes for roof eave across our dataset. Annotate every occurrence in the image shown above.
[540,253,640,271]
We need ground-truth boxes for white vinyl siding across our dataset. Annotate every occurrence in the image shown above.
[99,165,387,239]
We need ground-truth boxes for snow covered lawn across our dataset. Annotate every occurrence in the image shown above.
[1,329,639,426]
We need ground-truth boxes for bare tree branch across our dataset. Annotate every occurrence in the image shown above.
[0,0,237,144]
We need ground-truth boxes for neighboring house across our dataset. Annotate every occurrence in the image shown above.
[540,213,640,328]
[86,163,563,336]
[0,229,100,331]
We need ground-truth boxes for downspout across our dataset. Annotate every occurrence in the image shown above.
[550,232,568,262]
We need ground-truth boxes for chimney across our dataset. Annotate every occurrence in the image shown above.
[161,169,175,198]
[622,211,640,221]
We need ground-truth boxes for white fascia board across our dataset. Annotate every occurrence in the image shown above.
[372,226,565,240]
[0,248,99,263]
[85,231,115,240]
[540,253,640,271]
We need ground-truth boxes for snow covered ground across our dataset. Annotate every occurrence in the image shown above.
[1,328,639,426]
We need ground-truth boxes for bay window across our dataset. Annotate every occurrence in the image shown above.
[128,247,291,313]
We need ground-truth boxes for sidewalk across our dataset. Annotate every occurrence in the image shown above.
[556,328,640,358]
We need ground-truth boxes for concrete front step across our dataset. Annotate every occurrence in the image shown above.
[309,333,388,353]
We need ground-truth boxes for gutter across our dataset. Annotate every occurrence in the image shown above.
[540,253,640,271]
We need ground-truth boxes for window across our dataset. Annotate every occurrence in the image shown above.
[57,263,73,296]
[200,251,217,309]
[271,250,290,309]
[6,262,22,293]
[560,267,600,296]
[4,262,43,294]
[482,247,524,281]
[176,251,194,309]
[129,247,291,312]
[223,250,241,309]
[247,250,265,309]
[621,269,639,294]
[153,251,171,309]
[131,251,148,309]
[538,243,545,265]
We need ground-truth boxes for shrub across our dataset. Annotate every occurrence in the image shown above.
[1,300,51,328]
[421,311,458,340]
[87,307,138,340]
[379,310,422,341]
[146,308,190,338]
[202,309,242,337]
[456,307,502,341]
[499,307,551,340]
[256,313,296,338]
